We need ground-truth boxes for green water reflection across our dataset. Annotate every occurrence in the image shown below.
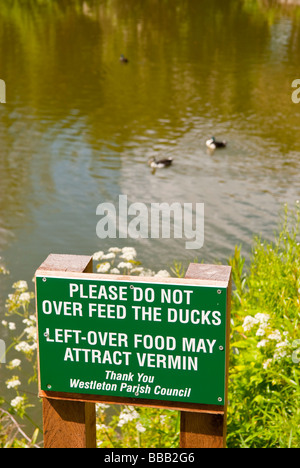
[0,0,300,273]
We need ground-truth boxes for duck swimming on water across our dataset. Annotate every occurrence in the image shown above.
[206,136,227,150]
[120,54,129,63]
[148,156,173,169]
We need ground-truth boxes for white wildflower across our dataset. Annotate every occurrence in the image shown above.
[242,316,258,332]
[274,341,288,360]
[9,359,21,369]
[154,270,171,278]
[136,422,146,433]
[120,247,137,261]
[97,262,111,273]
[0,265,9,275]
[109,247,122,253]
[117,262,133,270]
[268,330,282,342]
[10,396,25,408]
[257,339,268,348]
[96,423,109,431]
[160,415,167,424]
[101,253,116,260]
[24,326,37,340]
[110,268,120,274]
[122,247,137,256]
[23,316,36,326]
[263,359,272,370]
[23,318,31,326]
[255,313,270,326]
[8,322,16,331]
[19,292,31,302]
[6,378,21,389]
[13,281,28,291]
[118,406,139,427]
[130,267,144,274]
[96,403,110,411]
[138,268,155,277]
[93,251,104,261]
[15,341,32,353]
[1,320,7,327]
[120,252,136,261]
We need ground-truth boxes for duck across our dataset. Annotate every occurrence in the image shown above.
[206,136,227,150]
[120,54,129,63]
[148,156,173,169]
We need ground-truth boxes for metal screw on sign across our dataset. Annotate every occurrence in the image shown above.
[43,277,47,282]
[47,384,52,390]
[218,397,223,402]
[219,346,224,351]
[217,289,222,294]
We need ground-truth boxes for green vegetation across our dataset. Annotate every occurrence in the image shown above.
[0,205,299,448]
[228,203,300,448]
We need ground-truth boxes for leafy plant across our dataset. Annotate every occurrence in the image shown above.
[0,274,40,448]
[227,203,300,448]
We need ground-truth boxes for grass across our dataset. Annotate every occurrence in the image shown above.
[227,204,300,448]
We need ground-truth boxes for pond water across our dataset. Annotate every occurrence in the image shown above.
[0,0,300,435]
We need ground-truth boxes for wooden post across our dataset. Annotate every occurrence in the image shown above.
[42,398,96,449]
[180,411,225,448]
[36,254,96,449]
[180,263,231,448]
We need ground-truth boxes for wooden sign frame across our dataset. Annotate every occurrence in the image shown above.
[35,254,231,448]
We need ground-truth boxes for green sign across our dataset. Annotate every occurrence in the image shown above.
[36,274,228,406]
